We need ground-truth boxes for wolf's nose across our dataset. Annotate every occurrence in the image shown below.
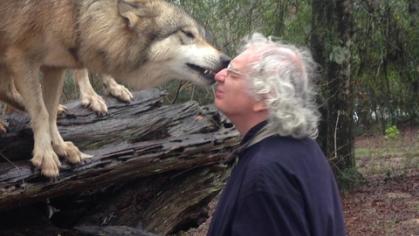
[220,55,231,69]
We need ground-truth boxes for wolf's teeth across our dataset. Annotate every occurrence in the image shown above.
[204,70,209,74]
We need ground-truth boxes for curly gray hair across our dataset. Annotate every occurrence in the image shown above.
[240,33,320,139]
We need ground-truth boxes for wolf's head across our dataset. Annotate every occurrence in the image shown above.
[101,0,230,89]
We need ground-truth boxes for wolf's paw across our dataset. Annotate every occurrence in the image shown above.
[31,149,62,177]
[107,83,134,103]
[57,104,68,116]
[81,93,108,115]
[54,141,92,164]
[0,120,7,134]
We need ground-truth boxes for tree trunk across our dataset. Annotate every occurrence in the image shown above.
[0,89,239,235]
[311,0,355,179]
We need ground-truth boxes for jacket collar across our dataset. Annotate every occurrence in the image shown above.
[240,120,268,145]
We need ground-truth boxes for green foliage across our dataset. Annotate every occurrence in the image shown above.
[335,167,364,192]
[329,45,351,65]
[62,71,79,102]
[352,0,418,131]
[281,1,311,44]
[160,80,214,105]
[384,125,400,140]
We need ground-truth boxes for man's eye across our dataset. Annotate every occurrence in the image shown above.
[228,72,239,79]
[231,75,240,79]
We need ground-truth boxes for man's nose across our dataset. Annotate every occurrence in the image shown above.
[215,68,227,82]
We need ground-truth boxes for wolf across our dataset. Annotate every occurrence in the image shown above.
[62,69,134,115]
[0,0,229,177]
[0,69,131,131]
[0,69,132,130]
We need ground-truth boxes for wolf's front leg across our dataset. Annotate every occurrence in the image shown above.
[74,69,107,114]
[42,68,92,164]
[103,74,134,103]
[0,64,26,112]
[10,59,61,177]
[0,119,7,134]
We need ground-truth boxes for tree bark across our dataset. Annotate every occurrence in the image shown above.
[0,89,238,235]
[311,0,355,178]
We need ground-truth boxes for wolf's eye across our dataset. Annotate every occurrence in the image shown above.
[182,30,195,39]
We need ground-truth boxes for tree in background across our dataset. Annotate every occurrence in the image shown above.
[311,0,356,183]
[352,0,418,133]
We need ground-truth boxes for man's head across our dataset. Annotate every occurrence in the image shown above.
[214,33,320,139]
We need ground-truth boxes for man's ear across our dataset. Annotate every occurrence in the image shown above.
[253,100,268,113]
[118,0,155,29]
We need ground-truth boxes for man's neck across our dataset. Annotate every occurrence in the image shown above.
[229,115,268,137]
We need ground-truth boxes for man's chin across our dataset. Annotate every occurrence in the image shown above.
[214,99,223,111]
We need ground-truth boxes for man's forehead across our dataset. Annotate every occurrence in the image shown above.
[230,50,260,69]
[232,45,302,72]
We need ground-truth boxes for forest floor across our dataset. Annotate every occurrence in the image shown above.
[343,127,418,235]
[183,127,419,236]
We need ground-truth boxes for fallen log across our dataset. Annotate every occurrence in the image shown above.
[0,89,238,235]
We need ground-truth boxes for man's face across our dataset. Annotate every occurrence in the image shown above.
[214,50,261,117]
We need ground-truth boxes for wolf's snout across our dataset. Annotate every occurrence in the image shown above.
[220,55,231,69]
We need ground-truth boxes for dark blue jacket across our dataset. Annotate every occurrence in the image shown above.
[208,121,346,236]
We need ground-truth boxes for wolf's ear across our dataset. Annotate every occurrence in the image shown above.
[118,0,155,29]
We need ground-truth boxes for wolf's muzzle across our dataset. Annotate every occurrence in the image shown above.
[220,55,231,69]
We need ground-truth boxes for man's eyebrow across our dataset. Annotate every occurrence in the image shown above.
[227,64,244,75]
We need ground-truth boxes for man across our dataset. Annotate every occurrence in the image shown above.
[208,33,346,236]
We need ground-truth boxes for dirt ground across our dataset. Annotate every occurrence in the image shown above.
[344,127,419,236]
[183,128,419,236]
[342,169,418,235]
